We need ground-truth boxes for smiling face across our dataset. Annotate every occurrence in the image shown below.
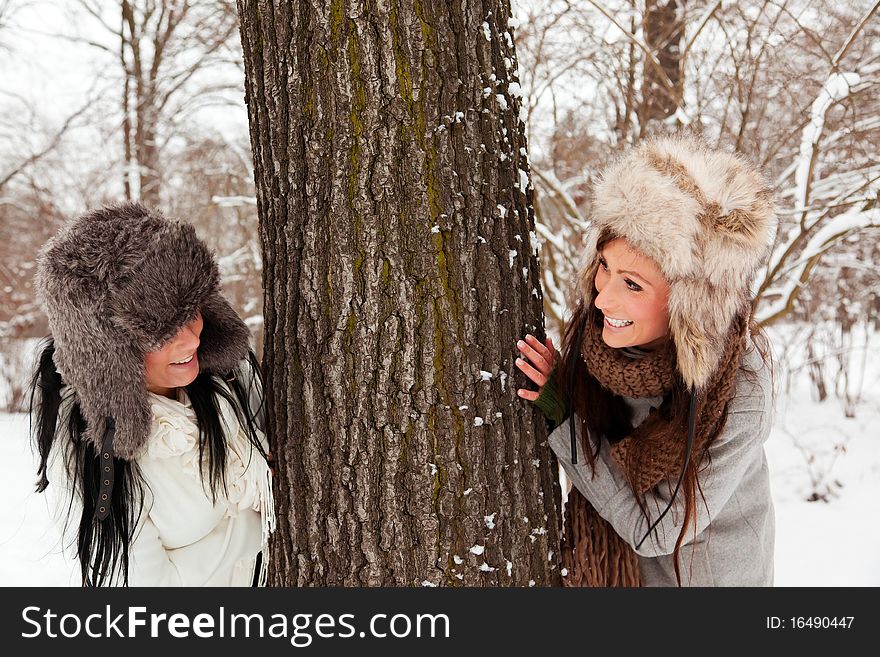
[144,310,203,399]
[593,238,671,350]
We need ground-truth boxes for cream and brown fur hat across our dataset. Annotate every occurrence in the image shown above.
[577,134,778,390]
[35,202,251,460]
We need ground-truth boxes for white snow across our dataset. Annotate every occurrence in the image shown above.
[481,21,491,41]
[529,230,541,255]
[469,544,485,556]
[211,195,257,207]
[518,168,530,194]
[794,72,860,210]
[496,94,509,111]
[479,370,493,381]
[484,513,496,529]
[473,417,484,427]
[673,106,692,125]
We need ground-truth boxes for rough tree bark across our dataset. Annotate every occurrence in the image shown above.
[237,0,562,586]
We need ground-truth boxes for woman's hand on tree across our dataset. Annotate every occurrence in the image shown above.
[515,334,557,401]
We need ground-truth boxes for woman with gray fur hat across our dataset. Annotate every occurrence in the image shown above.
[515,134,777,586]
[29,202,275,586]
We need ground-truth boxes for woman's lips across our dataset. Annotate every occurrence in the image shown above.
[170,353,196,367]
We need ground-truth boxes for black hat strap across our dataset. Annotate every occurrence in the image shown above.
[94,417,116,521]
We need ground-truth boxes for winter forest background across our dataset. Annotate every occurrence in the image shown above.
[0,0,878,585]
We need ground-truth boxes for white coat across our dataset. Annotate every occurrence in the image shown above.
[47,360,274,586]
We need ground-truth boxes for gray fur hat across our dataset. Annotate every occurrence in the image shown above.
[35,202,251,460]
[576,134,778,390]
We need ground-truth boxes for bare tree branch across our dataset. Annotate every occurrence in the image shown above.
[0,100,92,192]
[831,0,880,68]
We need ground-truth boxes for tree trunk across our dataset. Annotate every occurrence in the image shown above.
[238,0,562,586]
[638,0,685,136]
[120,0,161,207]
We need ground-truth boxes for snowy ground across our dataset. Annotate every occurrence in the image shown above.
[761,324,880,585]
[767,390,880,585]
[1,326,878,586]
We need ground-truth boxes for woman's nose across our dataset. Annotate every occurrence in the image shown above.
[594,281,616,311]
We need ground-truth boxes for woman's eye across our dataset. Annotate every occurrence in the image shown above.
[598,257,608,271]
[625,279,642,292]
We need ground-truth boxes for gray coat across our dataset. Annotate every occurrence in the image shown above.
[548,342,775,586]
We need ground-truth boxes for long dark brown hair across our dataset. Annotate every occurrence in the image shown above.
[556,235,772,585]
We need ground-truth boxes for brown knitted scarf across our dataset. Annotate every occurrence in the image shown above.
[559,310,747,586]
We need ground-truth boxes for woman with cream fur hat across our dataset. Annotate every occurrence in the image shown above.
[516,134,777,586]
[29,202,275,587]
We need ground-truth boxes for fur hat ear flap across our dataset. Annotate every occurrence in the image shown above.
[77,343,152,461]
[197,293,251,374]
[666,280,751,390]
